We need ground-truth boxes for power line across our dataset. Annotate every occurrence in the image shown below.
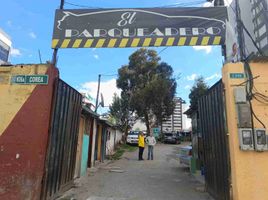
[100,71,118,76]
[158,47,168,55]
[65,1,102,8]
[161,0,206,7]
[64,0,207,9]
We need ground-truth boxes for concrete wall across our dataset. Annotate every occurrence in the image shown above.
[115,129,123,144]
[106,128,123,156]
[222,61,268,200]
[106,128,116,156]
[0,64,58,200]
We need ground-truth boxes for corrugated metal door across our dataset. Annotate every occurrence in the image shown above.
[198,80,230,200]
[81,135,89,176]
[41,79,82,200]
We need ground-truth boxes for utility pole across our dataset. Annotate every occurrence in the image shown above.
[95,74,101,112]
[235,0,246,60]
[52,0,65,65]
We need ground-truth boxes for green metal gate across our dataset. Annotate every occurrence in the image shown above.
[198,80,230,200]
[41,79,82,200]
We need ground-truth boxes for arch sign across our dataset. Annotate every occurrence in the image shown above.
[52,7,227,49]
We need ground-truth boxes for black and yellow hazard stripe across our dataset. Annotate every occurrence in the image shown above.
[52,36,222,49]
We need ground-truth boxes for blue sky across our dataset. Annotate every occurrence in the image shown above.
[1,0,224,113]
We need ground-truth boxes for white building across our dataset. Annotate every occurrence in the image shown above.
[106,126,124,156]
[132,119,146,131]
[225,0,268,62]
[0,28,11,64]
[162,97,185,132]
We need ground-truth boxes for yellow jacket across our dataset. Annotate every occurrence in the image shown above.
[138,135,145,147]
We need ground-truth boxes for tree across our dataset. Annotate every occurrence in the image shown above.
[150,62,177,134]
[189,76,209,112]
[116,48,177,134]
[109,93,132,139]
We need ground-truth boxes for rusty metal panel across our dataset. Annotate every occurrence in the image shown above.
[41,79,82,200]
[198,80,230,200]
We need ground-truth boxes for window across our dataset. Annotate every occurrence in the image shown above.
[258,24,266,37]
[260,37,268,48]
[0,45,9,62]
[107,131,111,140]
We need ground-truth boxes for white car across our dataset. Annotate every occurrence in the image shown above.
[126,131,139,145]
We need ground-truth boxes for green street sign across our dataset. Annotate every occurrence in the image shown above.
[230,73,244,79]
[153,128,160,134]
[11,75,49,85]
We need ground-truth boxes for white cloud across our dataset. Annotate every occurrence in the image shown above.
[186,73,198,81]
[224,0,234,6]
[192,46,212,54]
[93,54,99,59]
[203,1,213,7]
[10,48,22,57]
[184,85,191,89]
[29,32,36,39]
[79,78,121,107]
[205,73,221,81]
[7,20,12,27]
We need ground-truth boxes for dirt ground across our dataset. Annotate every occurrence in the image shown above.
[58,143,213,200]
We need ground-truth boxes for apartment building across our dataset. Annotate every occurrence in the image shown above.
[0,28,11,64]
[162,97,185,132]
[225,0,268,61]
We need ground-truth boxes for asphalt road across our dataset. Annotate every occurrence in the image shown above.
[59,143,213,200]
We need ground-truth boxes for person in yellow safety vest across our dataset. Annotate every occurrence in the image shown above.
[138,131,145,161]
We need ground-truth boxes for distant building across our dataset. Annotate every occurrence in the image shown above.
[132,119,146,132]
[225,0,268,62]
[162,97,185,132]
[0,28,11,64]
[250,0,268,53]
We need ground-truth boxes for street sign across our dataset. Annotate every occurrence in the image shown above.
[153,128,160,134]
[52,7,227,49]
[11,75,49,85]
[230,73,244,79]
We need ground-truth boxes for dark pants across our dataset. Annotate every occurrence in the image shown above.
[147,145,154,160]
[138,147,144,160]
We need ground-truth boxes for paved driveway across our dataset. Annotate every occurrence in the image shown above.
[59,143,213,200]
